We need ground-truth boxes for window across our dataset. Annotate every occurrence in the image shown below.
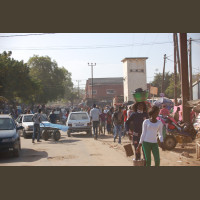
[23,115,34,122]
[70,113,89,121]
[0,118,15,130]
[91,90,97,95]
[107,89,115,94]
[130,69,144,72]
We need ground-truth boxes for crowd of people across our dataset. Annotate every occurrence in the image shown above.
[88,101,199,167]
[1,100,199,166]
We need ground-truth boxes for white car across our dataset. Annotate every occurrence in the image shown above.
[66,112,92,137]
[16,114,49,138]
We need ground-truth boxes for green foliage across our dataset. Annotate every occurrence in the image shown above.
[151,72,172,96]
[151,72,181,99]
[28,55,73,104]
[0,51,39,104]
[165,74,181,99]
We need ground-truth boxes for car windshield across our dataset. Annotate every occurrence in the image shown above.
[23,115,34,122]
[70,113,88,120]
[0,118,15,130]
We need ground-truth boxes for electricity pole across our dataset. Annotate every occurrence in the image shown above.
[189,38,193,100]
[175,33,181,80]
[174,33,177,105]
[161,54,167,94]
[88,63,96,105]
[179,33,190,123]
[76,80,81,101]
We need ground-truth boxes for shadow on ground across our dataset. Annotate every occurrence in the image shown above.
[47,139,81,144]
[172,147,196,154]
[0,148,48,163]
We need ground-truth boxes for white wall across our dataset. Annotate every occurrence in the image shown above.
[123,58,147,102]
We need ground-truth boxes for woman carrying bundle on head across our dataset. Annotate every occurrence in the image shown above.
[126,102,149,161]
[136,105,165,166]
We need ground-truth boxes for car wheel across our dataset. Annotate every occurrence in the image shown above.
[67,130,71,137]
[42,130,49,141]
[13,145,20,157]
[23,130,28,139]
[53,130,61,141]
[164,135,177,150]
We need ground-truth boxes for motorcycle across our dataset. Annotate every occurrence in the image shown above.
[157,115,197,150]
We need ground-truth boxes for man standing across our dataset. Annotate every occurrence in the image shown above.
[49,109,57,124]
[32,109,42,143]
[113,106,124,144]
[90,104,101,140]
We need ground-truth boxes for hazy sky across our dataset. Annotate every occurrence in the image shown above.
[0,33,200,89]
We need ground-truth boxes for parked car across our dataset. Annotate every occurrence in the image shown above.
[16,114,49,138]
[66,112,92,137]
[0,114,23,157]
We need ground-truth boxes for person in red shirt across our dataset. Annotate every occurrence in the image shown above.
[122,106,128,137]
[159,104,170,117]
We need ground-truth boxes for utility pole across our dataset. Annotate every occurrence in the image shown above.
[189,38,193,100]
[161,54,167,94]
[76,80,81,101]
[179,33,190,123]
[174,33,177,105]
[88,63,96,105]
[175,33,181,80]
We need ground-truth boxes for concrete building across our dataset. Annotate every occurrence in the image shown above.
[122,57,148,102]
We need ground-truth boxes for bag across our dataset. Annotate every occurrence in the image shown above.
[123,144,134,157]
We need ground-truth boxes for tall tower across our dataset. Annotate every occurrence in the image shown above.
[122,57,148,102]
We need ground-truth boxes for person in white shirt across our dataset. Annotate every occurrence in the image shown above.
[90,104,101,140]
[136,105,165,166]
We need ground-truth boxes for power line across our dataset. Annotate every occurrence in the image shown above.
[0,33,57,38]
[0,41,174,51]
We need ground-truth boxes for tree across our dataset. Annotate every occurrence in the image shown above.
[28,55,73,104]
[151,72,173,97]
[165,73,181,99]
[0,51,39,104]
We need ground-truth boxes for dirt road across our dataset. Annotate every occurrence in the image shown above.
[0,131,200,166]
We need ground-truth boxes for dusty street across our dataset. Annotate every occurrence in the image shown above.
[0,131,200,166]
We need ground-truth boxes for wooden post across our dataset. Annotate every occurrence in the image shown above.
[179,33,190,123]
[174,33,177,105]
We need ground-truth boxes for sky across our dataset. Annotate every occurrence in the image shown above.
[0,33,200,89]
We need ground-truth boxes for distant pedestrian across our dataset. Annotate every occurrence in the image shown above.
[159,104,170,117]
[106,107,113,134]
[127,105,133,120]
[32,109,42,143]
[26,109,31,114]
[90,104,101,140]
[173,107,180,122]
[136,105,165,166]
[122,106,128,136]
[49,110,57,124]
[113,106,124,144]
[99,108,106,135]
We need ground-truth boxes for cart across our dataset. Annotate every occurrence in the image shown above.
[40,122,68,141]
